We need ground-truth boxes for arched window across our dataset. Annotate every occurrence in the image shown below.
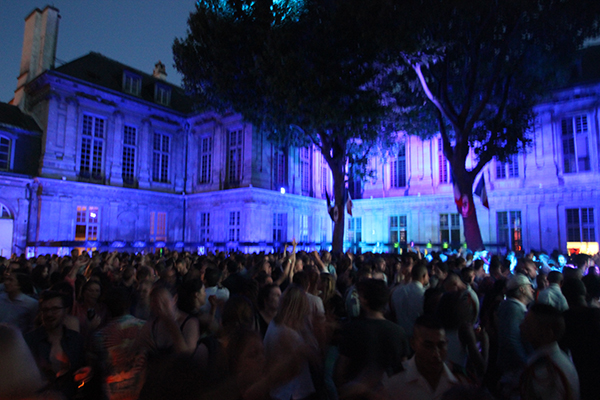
[0,204,11,219]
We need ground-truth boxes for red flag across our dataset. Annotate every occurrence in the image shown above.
[474,175,489,209]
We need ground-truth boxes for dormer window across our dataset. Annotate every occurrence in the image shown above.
[0,136,11,170]
[123,72,141,96]
[155,84,171,106]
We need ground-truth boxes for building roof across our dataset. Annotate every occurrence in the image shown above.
[0,102,42,132]
[52,52,195,114]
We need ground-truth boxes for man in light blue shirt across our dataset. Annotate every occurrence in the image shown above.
[537,271,569,312]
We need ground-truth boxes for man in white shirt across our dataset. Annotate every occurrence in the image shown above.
[392,264,429,337]
[384,315,458,400]
[537,271,568,312]
[519,303,580,400]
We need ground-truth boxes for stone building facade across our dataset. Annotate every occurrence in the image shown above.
[0,6,598,256]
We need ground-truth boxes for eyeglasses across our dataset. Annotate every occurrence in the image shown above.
[41,306,65,314]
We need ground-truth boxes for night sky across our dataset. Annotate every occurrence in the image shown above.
[0,0,197,103]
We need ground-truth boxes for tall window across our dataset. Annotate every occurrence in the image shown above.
[273,213,287,242]
[199,212,210,243]
[321,155,330,198]
[200,137,212,184]
[0,136,10,170]
[320,216,329,243]
[562,115,591,173]
[228,129,243,184]
[122,72,141,96]
[438,137,451,184]
[567,208,595,242]
[440,213,461,245]
[150,211,167,242]
[273,148,286,189]
[80,115,105,179]
[497,211,522,251]
[152,133,169,183]
[299,215,309,243]
[75,206,99,241]
[496,154,519,179]
[391,142,407,188]
[122,125,136,184]
[300,147,312,195]
[348,217,362,243]
[390,215,407,245]
[229,211,241,242]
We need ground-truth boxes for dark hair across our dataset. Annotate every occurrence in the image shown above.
[14,273,34,295]
[39,290,67,307]
[204,267,222,287]
[177,279,204,314]
[411,263,428,281]
[547,271,563,284]
[529,302,565,340]
[257,283,279,310]
[292,271,310,290]
[222,295,254,334]
[104,287,131,317]
[357,279,389,312]
[414,314,444,332]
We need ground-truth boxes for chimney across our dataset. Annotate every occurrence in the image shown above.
[11,6,60,110]
[153,61,167,81]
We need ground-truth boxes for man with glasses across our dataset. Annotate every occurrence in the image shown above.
[25,291,90,399]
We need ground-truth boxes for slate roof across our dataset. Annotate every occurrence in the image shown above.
[52,52,195,114]
[0,102,42,133]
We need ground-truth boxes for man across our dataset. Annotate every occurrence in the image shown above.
[392,263,429,337]
[95,287,146,400]
[336,279,409,399]
[516,258,538,290]
[0,270,38,333]
[383,315,459,400]
[199,266,230,316]
[537,271,568,312]
[25,291,89,399]
[520,303,580,400]
[496,273,535,399]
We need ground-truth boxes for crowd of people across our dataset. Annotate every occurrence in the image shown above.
[1,242,599,400]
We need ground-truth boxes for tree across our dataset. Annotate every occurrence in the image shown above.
[389,0,600,250]
[173,0,401,252]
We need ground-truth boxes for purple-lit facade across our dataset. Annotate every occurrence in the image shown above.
[0,6,598,257]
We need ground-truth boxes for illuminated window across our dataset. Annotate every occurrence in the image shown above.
[0,136,10,170]
[152,133,169,183]
[496,154,519,179]
[155,84,171,106]
[273,147,286,189]
[348,217,362,243]
[320,216,329,243]
[440,213,461,245]
[80,115,105,180]
[200,137,212,184]
[497,211,522,251]
[150,211,167,242]
[562,115,590,173]
[299,215,309,243]
[122,125,136,184]
[273,213,287,242]
[321,155,330,199]
[391,142,406,188]
[122,72,141,96]
[567,208,595,242]
[390,215,407,245]
[300,147,312,196]
[199,212,210,243]
[229,211,241,242]
[438,137,451,184]
[75,206,99,241]
[228,129,243,184]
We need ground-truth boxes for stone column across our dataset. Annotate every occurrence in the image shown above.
[109,111,124,186]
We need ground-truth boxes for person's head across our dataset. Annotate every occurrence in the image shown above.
[221,295,255,335]
[517,259,538,279]
[520,303,565,349]
[3,272,27,296]
[412,315,447,377]
[561,278,587,308]
[411,263,429,286]
[442,272,466,293]
[292,271,310,291]
[104,287,132,318]
[80,280,102,304]
[319,273,336,303]
[547,271,563,286]
[274,284,309,331]
[150,286,177,316]
[506,273,534,304]
[203,267,222,288]
[257,283,281,311]
[460,267,475,285]
[357,279,389,313]
[436,290,477,330]
[433,262,449,281]
[177,279,205,314]
[536,272,549,291]
[39,291,69,331]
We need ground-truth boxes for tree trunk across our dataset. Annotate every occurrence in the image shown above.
[452,168,485,251]
[330,158,346,254]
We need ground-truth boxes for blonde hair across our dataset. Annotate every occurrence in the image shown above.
[320,273,336,304]
[274,284,309,331]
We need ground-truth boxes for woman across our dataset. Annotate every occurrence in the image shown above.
[256,284,282,338]
[263,284,318,400]
[72,280,108,341]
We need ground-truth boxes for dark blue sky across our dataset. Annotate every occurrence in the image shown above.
[0,0,197,103]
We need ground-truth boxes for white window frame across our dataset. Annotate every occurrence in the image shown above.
[199,136,212,184]
[229,211,241,242]
[79,114,105,180]
[347,217,362,243]
[273,213,287,243]
[122,125,136,184]
[391,142,407,188]
[497,211,522,251]
[0,136,11,171]
[150,211,167,242]
[495,154,519,179]
[155,84,171,106]
[390,215,407,246]
[273,147,286,189]
[438,137,451,184]
[152,132,170,183]
[122,72,141,96]
[300,147,312,196]
[440,213,461,245]
[75,206,99,241]
[199,212,210,243]
[228,129,243,184]
[561,115,591,174]
[567,208,595,242]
